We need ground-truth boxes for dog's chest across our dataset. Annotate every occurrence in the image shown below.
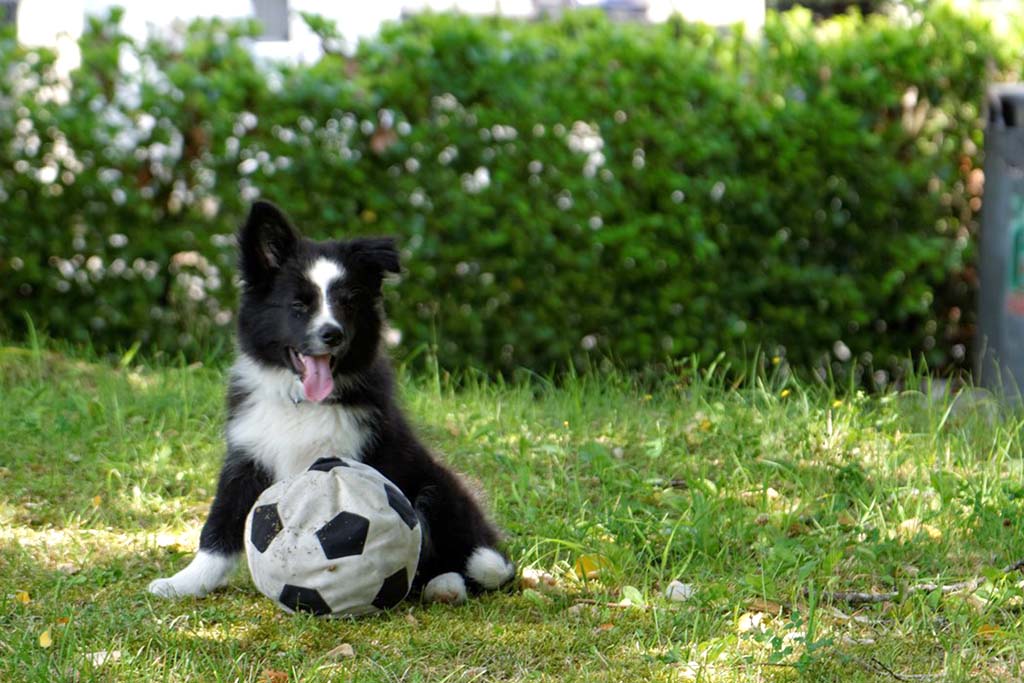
[227,391,371,482]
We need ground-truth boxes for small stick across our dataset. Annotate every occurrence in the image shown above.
[860,656,944,682]
[572,598,655,611]
[814,560,1022,606]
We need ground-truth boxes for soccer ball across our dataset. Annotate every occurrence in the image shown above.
[244,456,422,616]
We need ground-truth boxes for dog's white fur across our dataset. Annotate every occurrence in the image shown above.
[307,258,344,334]
[466,547,516,589]
[422,572,467,604]
[227,354,372,481]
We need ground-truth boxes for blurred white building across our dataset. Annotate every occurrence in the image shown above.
[9,0,767,74]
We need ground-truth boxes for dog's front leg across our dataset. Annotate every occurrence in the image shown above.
[149,453,271,598]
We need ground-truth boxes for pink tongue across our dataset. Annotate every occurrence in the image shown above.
[301,354,334,402]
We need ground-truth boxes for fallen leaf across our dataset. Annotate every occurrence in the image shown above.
[621,585,646,606]
[262,670,288,683]
[978,624,1002,638]
[593,622,614,634]
[404,612,419,626]
[85,650,121,666]
[39,629,52,648]
[894,518,942,542]
[56,617,70,626]
[748,598,784,615]
[91,495,102,508]
[573,554,612,580]
[836,510,857,527]
[15,591,30,605]
[325,643,354,659]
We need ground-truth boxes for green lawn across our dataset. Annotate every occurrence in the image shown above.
[3,344,1024,681]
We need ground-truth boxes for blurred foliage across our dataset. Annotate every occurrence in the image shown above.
[0,5,1017,377]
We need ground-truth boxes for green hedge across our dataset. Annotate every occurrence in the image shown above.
[0,6,1014,375]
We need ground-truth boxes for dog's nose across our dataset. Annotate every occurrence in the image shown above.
[319,324,345,348]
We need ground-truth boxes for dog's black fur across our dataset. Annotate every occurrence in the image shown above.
[149,201,512,601]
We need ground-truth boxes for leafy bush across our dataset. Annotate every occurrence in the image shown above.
[0,5,1013,376]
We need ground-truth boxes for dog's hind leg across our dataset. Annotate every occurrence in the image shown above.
[411,472,515,604]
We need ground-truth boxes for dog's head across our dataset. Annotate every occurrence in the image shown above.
[236,201,400,402]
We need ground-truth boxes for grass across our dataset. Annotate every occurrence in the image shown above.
[3,344,1024,682]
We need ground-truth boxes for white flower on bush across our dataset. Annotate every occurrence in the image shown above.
[491,124,517,141]
[432,93,459,112]
[710,181,726,202]
[632,148,645,170]
[438,146,458,165]
[199,196,220,219]
[567,122,605,177]
[238,111,258,132]
[462,167,490,194]
[238,158,259,175]
[567,121,602,154]
[37,166,58,184]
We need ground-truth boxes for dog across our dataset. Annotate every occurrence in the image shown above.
[148,200,514,604]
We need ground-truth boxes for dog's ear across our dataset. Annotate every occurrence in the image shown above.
[239,201,300,286]
[349,238,400,278]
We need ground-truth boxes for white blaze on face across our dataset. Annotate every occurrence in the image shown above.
[307,258,345,335]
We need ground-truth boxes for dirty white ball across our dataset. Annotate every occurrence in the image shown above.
[244,457,421,616]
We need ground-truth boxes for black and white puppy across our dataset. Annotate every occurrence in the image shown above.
[148,201,514,604]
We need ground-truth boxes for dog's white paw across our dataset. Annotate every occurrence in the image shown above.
[422,572,467,604]
[466,547,515,590]
[148,551,237,598]
[148,576,200,598]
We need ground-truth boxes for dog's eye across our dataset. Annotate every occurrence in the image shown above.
[291,300,309,314]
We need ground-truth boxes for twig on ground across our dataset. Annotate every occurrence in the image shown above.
[858,656,944,682]
[572,598,656,610]
[813,559,1024,606]
[1002,559,1024,574]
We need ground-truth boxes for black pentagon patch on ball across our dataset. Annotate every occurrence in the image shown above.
[308,457,350,472]
[279,584,331,616]
[372,567,411,610]
[315,511,370,559]
[384,485,418,530]
[249,504,283,553]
